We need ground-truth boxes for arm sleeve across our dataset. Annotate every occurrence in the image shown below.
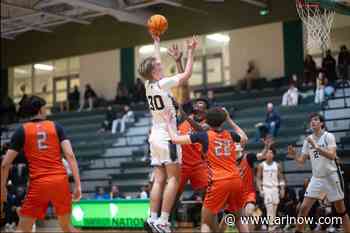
[230,131,241,143]
[54,122,68,142]
[9,126,25,152]
[301,139,309,156]
[158,75,181,91]
[190,132,208,153]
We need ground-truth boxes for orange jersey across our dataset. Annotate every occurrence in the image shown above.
[238,153,256,194]
[178,120,204,167]
[10,119,67,180]
[190,129,241,181]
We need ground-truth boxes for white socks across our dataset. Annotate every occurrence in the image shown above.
[150,212,158,221]
[159,212,170,224]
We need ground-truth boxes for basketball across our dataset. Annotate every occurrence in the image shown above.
[147,14,168,36]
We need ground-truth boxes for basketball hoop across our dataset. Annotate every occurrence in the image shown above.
[296,0,335,52]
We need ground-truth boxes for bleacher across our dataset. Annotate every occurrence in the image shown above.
[45,85,330,198]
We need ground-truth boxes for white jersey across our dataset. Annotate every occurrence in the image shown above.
[145,76,180,142]
[262,161,279,188]
[301,131,337,178]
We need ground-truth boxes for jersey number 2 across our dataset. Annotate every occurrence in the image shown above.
[37,131,48,150]
[147,95,165,111]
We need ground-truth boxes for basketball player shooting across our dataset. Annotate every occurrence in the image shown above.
[287,112,350,233]
[138,31,198,232]
[0,95,81,233]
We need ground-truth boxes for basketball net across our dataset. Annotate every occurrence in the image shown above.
[296,0,335,52]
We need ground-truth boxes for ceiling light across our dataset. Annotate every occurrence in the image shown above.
[139,45,167,55]
[14,68,28,74]
[34,64,54,71]
[206,33,230,43]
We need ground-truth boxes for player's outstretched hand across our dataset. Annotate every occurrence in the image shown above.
[287,145,296,159]
[168,44,183,61]
[73,185,82,202]
[186,35,198,51]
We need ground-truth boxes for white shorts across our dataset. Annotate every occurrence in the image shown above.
[149,139,182,166]
[305,172,344,202]
[262,187,280,206]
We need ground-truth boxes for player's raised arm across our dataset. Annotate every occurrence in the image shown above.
[257,136,273,160]
[223,108,248,146]
[177,36,197,85]
[287,144,308,165]
[61,140,82,201]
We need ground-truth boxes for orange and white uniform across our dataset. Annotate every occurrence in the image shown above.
[9,119,71,219]
[178,119,208,194]
[189,129,244,214]
[238,153,256,205]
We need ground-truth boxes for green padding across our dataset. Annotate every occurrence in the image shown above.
[71,199,149,228]
[121,47,135,89]
[283,20,304,78]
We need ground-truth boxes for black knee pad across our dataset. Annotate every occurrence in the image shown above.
[336,210,348,217]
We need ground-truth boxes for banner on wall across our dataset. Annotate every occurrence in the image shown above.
[71,199,149,228]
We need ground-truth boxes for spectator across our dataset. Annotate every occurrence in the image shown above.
[110,185,125,199]
[100,105,116,133]
[111,105,135,134]
[324,77,335,99]
[68,85,80,111]
[303,54,317,86]
[255,103,281,141]
[115,82,130,105]
[133,78,146,103]
[241,60,259,90]
[322,49,337,84]
[139,184,150,199]
[94,187,109,200]
[314,72,325,104]
[338,45,350,80]
[79,84,97,112]
[281,80,299,106]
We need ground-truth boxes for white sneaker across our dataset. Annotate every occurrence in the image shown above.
[144,218,157,233]
[154,219,171,233]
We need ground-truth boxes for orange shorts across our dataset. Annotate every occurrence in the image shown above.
[178,164,208,195]
[20,175,72,219]
[243,191,256,205]
[204,177,244,214]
